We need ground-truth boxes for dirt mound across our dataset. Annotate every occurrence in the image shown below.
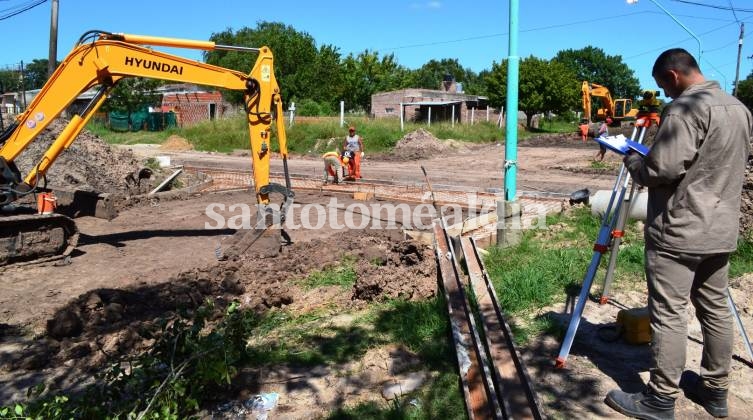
[13,119,145,194]
[4,228,435,379]
[160,135,194,151]
[740,160,753,236]
[352,240,436,301]
[391,129,451,160]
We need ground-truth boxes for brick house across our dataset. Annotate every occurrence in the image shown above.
[371,77,501,125]
[159,84,234,126]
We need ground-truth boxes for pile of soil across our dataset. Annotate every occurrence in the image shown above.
[13,119,146,194]
[0,229,436,395]
[159,135,194,151]
[391,128,451,160]
[740,161,753,235]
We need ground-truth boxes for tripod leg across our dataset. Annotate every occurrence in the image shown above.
[555,225,613,368]
[727,291,753,363]
[599,182,639,304]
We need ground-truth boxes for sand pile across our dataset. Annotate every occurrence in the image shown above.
[391,128,451,160]
[13,119,145,194]
[159,135,194,151]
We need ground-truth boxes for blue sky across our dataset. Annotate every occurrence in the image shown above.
[1,0,751,94]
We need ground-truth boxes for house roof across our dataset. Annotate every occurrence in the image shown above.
[402,100,463,106]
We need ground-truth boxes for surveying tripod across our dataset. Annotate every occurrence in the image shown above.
[555,112,753,369]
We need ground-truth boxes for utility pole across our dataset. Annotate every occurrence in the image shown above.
[19,61,27,111]
[734,23,744,97]
[48,0,59,78]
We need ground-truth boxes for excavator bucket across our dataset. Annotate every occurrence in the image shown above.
[52,189,119,220]
[216,185,294,261]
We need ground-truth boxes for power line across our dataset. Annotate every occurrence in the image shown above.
[0,0,47,22]
[380,10,742,53]
[625,11,753,59]
[670,0,753,13]
[729,0,741,22]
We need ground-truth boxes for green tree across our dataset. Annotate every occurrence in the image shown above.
[204,22,320,105]
[309,44,344,113]
[554,46,640,99]
[341,50,410,113]
[407,58,482,94]
[0,69,20,93]
[736,71,753,112]
[23,59,52,90]
[103,77,162,114]
[485,56,578,128]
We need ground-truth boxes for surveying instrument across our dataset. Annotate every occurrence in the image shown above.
[554,92,753,369]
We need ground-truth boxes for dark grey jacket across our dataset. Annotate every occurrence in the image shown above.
[625,81,752,254]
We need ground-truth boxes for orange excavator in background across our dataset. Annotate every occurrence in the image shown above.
[581,81,639,124]
[0,30,294,265]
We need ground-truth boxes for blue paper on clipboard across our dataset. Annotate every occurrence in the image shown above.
[594,134,649,157]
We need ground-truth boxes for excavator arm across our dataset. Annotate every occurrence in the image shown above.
[0,30,293,265]
[0,30,290,205]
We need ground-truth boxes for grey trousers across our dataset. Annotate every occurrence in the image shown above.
[645,246,734,398]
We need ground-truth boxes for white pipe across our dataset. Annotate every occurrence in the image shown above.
[590,189,648,220]
[340,101,345,127]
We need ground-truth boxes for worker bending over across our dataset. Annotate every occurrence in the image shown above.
[322,151,346,184]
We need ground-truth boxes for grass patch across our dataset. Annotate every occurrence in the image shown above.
[590,160,610,170]
[730,237,753,277]
[298,259,357,290]
[532,118,579,134]
[88,114,508,154]
[86,119,177,145]
[483,207,646,340]
[246,296,455,370]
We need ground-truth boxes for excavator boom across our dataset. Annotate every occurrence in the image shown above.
[0,30,293,265]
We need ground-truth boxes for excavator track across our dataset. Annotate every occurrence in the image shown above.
[0,213,79,266]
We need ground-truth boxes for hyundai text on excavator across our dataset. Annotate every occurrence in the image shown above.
[581,80,639,124]
[0,30,294,265]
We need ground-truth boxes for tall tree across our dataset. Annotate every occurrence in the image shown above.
[103,78,161,115]
[0,69,20,93]
[341,50,410,112]
[554,46,640,99]
[310,44,344,112]
[23,59,52,90]
[485,56,578,128]
[204,22,319,105]
[407,58,482,94]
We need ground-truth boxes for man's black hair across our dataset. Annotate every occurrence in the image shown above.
[652,48,701,78]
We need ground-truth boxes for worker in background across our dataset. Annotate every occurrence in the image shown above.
[342,125,364,179]
[578,118,589,142]
[322,150,346,184]
[594,117,611,161]
[604,48,752,420]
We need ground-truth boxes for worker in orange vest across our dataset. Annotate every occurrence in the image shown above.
[322,151,347,184]
[342,125,364,179]
[578,118,589,142]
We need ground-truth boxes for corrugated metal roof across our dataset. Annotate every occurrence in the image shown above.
[402,100,462,106]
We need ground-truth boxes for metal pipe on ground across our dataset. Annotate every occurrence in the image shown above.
[590,189,648,221]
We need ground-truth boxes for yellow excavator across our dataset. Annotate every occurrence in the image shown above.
[581,80,639,124]
[0,30,294,265]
